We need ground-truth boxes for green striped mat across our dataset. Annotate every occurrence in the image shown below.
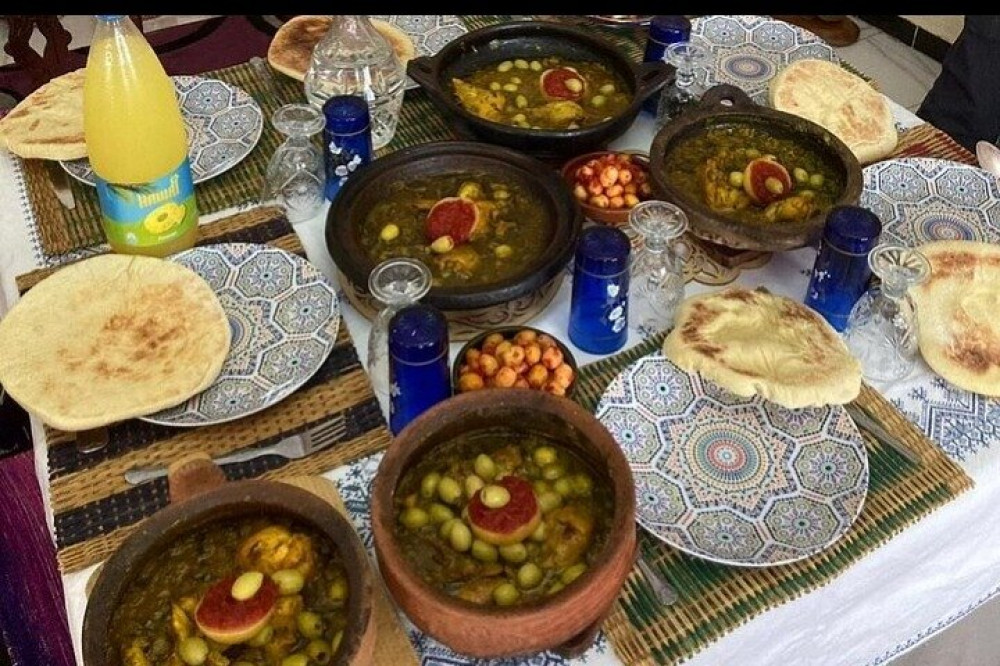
[571,334,972,665]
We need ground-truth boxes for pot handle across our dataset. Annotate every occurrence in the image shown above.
[406,56,442,96]
[167,453,227,504]
[632,61,674,102]
[696,84,756,111]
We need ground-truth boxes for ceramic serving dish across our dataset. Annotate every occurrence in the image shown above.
[370,389,637,658]
[560,150,652,226]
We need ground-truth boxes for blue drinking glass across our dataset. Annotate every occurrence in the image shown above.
[569,226,631,354]
[322,94,373,202]
[388,303,451,435]
[804,205,883,331]
[641,15,692,114]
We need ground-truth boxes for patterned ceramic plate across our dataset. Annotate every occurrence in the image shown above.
[140,243,340,427]
[60,76,263,187]
[690,15,838,104]
[860,157,1000,245]
[595,352,869,567]
[371,15,469,89]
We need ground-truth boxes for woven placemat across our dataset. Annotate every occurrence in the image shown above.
[569,334,973,665]
[888,122,977,165]
[16,207,392,574]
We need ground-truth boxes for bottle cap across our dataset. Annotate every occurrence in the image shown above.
[823,205,882,255]
[575,226,631,276]
[648,15,692,45]
[388,304,449,365]
[322,95,371,135]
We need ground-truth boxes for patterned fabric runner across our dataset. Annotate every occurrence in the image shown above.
[569,333,973,666]
[15,207,392,574]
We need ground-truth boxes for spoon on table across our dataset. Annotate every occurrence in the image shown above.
[975,140,1000,179]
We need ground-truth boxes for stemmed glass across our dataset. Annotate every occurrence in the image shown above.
[843,244,931,383]
[366,258,433,403]
[629,200,689,333]
[261,104,326,224]
[655,40,708,128]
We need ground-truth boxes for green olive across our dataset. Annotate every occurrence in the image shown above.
[420,472,442,499]
[177,636,209,666]
[801,189,816,199]
[516,562,544,589]
[793,167,809,184]
[497,60,514,72]
[457,181,483,199]
[493,582,521,606]
[590,94,606,107]
[809,173,825,187]
[561,563,588,585]
[489,81,502,91]
[530,60,543,71]
[328,577,348,605]
[280,656,309,666]
[400,506,430,530]
[512,112,527,123]
[272,569,305,595]
[547,580,565,596]
[493,188,510,200]
[474,453,497,480]
[599,83,616,94]
[247,625,274,647]
[428,503,455,524]
[533,446,558,466]
[728,171,744,188]
[572,474,593,497]
[745,148,761,159]
[297,610,324,639]
[532,479,551,495]
[514,58,529,69]
[764,176,785,195]
[530,521,547,541]
[331,629,344,654]
[449,521,473,552]
[471,539,499,562]
[306,639,334,664]
[502,83,519,92]
[541,463,566,481]
[437,476,463,505]
[499,542,528,563]
[465,474,486,499]
[439,517,460,540]
[481,484,511,509]
[553,477,574,497]
[231,571,264,600]
[494,244,513,259]
[515,94,528,109]
[539,491,562,513]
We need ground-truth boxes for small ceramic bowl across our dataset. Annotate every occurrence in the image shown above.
[452,325,579,398]
[561,150,653,226]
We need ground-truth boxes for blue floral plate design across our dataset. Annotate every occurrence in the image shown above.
[140,243,339,427]
[860,157,1000,246]
[595,352,869,567]
[691,15,838,105]
[60,76,263,187]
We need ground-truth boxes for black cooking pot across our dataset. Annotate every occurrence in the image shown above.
[406,20,673,159]
[325,141,582,311]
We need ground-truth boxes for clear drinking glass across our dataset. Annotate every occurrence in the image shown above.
[261,104,326,224]
[629,200,689,333]
[843,244,931,383]
[366,258,433,403]
[655,40,708,128]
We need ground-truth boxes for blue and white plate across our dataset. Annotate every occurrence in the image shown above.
[860,157,1000,246]
[371,15,468,90]
[691,15,838,105]
[595,352,869,567]
[140,243,340,427]
[60,76,263,186]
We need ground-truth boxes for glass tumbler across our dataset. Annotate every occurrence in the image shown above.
[629,200,689,333]
[366,258,432,405]
[569,226,632,354]
[388,303,451,435]
[655,40,709,128]
[843,244,931,383]
[261,104,326,224]
[641,15,692,114]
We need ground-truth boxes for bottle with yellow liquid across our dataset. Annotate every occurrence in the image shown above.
[84,15,198,257]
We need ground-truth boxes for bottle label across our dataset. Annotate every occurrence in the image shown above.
[95,158,198,248]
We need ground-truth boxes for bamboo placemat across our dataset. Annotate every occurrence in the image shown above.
[570,334,973,665]
[16,207,393,574]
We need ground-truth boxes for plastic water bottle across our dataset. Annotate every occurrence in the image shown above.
[304,15,406,150]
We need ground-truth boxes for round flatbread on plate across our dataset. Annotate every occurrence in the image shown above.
[0,69,87,161]
[911,240,1000,396]
[0,254,231,431]
[663,286,862,408]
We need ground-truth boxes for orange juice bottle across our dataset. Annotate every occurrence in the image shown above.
[83,15,198,257]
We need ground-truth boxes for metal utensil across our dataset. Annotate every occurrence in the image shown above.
[635,537,679,606]
[844,402,922,466]
[124,414,347,485]
[46,161,76,210]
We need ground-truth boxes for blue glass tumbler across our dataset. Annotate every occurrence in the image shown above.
[569,226,631,354]
[322,94,373,202]
[388,303,451,435]
[641,15,692,115]
[804,206,883,332]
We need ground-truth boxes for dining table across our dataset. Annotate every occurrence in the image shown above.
[1,14,999,666]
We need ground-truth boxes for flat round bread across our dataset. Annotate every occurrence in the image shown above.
[770,58,897,165]
[663,286,862,408]
[0,254,231,431]
[268,15,416,82]
[0,69,86,160]
[911,240,1000,396]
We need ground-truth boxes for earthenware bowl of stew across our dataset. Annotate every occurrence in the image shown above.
[406,20,673,160]
[371,389,637,658]
[325,141,583,319]
[649,84,863,252]
[83,469,375,666]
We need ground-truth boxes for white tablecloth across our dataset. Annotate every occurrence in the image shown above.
[2,97,999,666]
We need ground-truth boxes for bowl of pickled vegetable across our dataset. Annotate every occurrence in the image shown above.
[371,389,637,658]
[83,480,375,666]
[453,326,578,397]
[561,150,654,226]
